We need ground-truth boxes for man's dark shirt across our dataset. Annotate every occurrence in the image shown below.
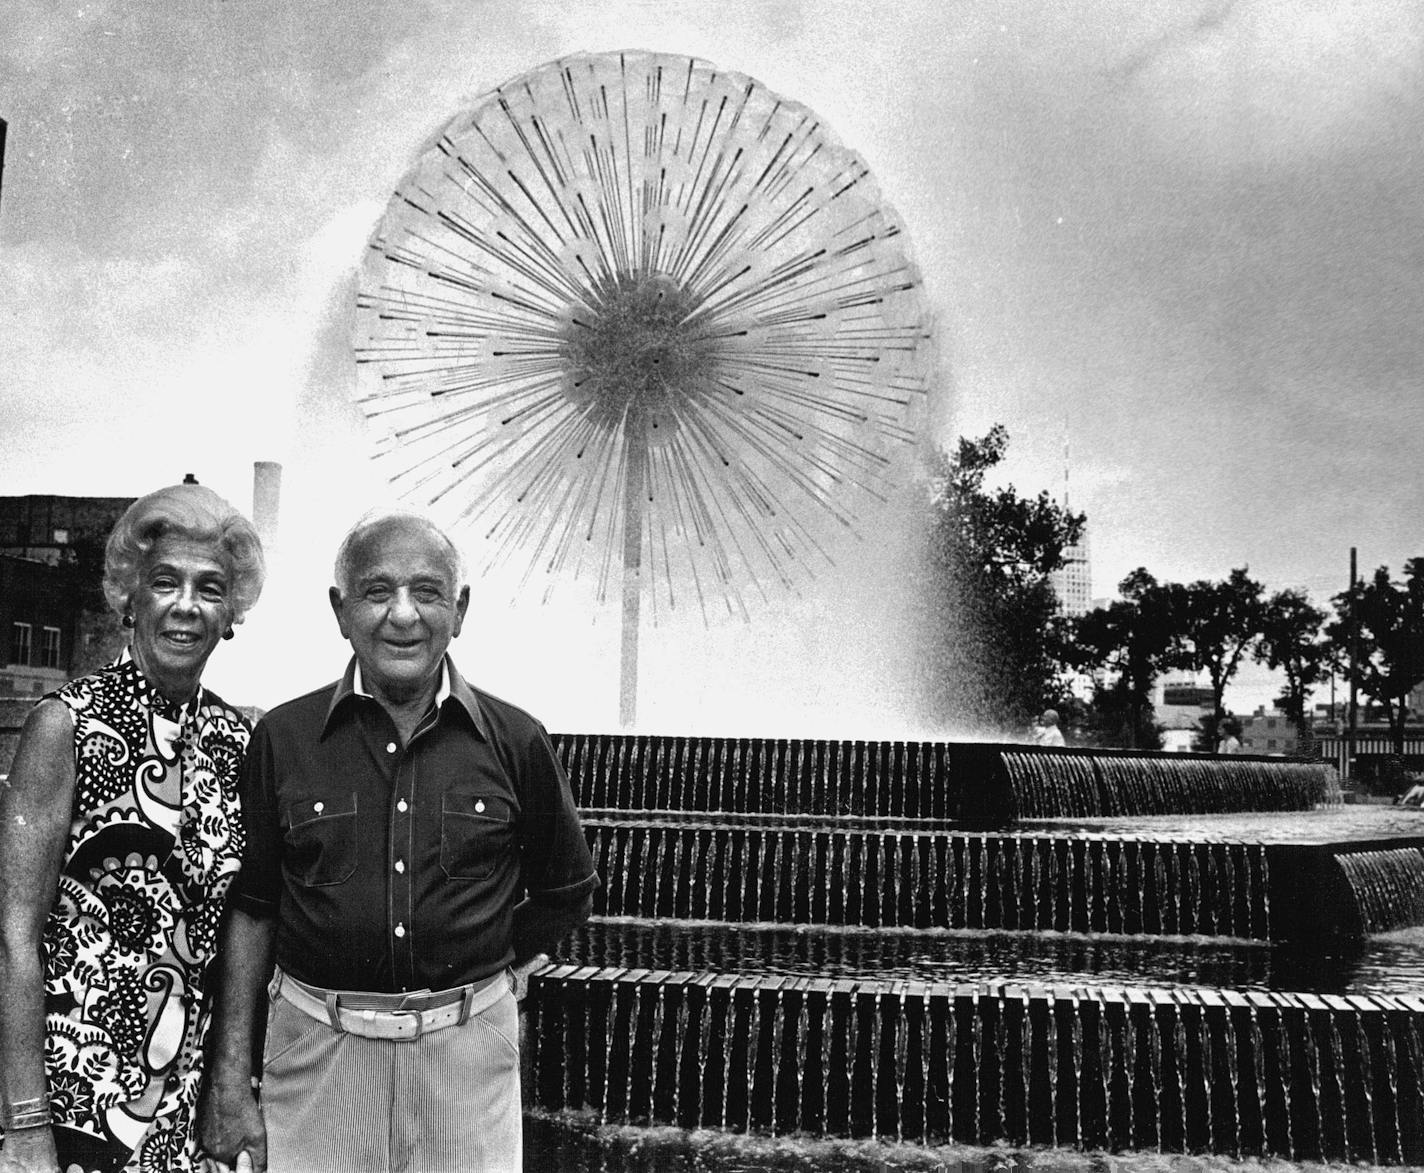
[231,657,597,992]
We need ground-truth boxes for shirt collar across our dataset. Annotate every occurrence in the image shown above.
[352,658,454,708]
[323,655,488,741]
[115,646,202,724]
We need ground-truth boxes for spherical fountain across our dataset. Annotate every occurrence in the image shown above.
[352,48,933,729]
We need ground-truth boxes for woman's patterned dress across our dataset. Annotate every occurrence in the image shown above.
[40,653,249,1173]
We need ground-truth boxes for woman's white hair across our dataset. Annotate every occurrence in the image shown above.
[332,509,467,596]
[103,484,266,623]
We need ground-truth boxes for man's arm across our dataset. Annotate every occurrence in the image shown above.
[198,906,276,1171]
[511,721,599,968]
[200,713,283,1169]
[511,884,594,967]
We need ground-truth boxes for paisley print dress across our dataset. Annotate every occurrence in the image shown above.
[40,653,249,1173]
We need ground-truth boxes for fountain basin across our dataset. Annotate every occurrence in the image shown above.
[525,966,1424,1163]
[555,734,1340,821]
[530,733,1424,1163]
[585,816,1424,942]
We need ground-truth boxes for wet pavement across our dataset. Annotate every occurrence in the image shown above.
[1026,804,1424,844]
[522,1111,1352,1173]
[559,916,1424,996]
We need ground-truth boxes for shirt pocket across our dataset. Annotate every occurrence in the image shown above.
[440,792,513,880]
[284,793,359,887]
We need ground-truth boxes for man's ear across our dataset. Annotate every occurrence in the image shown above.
[451,585,470,639]
[329,586,350,638]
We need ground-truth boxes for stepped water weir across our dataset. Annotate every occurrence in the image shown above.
[522,737,1424,1164]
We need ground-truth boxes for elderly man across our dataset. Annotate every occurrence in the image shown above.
[200,512,597,1172]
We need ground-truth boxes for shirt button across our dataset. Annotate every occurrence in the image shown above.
[394,859,405,874]
[397,799,408,813]
[475,799,485,813]
[313,801,324,814]
[386,742,397,753]
[394,923,406,938]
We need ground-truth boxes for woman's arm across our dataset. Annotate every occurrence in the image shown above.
[0,699,77,1173]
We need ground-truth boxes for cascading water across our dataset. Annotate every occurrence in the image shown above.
[526,735,1424,1164]
[1336,846,1424,933]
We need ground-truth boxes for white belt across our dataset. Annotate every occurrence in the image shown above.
[273,968,510,1041]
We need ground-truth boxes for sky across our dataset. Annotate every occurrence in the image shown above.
[2,0,1422,733]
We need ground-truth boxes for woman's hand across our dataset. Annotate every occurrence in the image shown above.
[0,1124,61,1173]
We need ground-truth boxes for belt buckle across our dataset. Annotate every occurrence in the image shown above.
[385,1007,425,1041]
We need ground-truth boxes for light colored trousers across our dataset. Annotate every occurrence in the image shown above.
[260,977,523,1173]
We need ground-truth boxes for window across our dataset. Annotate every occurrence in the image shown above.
[11,622,32,666]
[41,626,61,669]
[1266,718,1277,729]
[51,528,69,544]
[1267,739,1278,750]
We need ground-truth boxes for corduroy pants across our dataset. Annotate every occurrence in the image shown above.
[259,975,523,1173]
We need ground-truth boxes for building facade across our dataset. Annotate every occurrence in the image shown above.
[0,495,134,565]
[0,495,135,701]
[1239,705,1300,756]
[0,555,72,698]
[1050,524,1093,617]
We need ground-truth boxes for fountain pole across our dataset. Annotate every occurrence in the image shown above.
[620,421,647,728]
[1347,546,1359,782]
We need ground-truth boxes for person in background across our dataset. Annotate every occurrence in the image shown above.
[1216,718,1243,754]
[1031,709,1066,747]
[200,510,597,1173]
[1396,779,1424,808]
[0,485,265,1173]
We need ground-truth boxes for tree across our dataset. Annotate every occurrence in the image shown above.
[1065,569,1177,749]
[55,534,126,679]
[916,426,1084,736]
[1172,568,1266,728]
[1328,559,1424,754]
[1255,588,1329,750]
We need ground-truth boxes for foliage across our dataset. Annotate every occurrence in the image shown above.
[58,535,111,613]
[1255,588,1329,745]
[1171,568,1266,723]
[916,426,1084,736]
[1077,680,1165,750]
[914,425,1409,755]
[1071,568,1271,751]
[1327,559,1424,754]
[1064,569,1178,749]
[55,536,126,678]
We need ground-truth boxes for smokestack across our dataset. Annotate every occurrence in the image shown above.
[0,118,8,224]
[253,461,282,550]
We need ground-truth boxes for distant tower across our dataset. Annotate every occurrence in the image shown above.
[252,461,282,550]
[1051,430,1093,616]
[0,117,8,223]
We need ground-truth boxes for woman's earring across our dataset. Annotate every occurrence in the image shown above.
[121,613,135,629]
[222,627,235,640]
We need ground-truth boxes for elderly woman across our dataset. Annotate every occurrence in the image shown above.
[0,484,264,1173]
